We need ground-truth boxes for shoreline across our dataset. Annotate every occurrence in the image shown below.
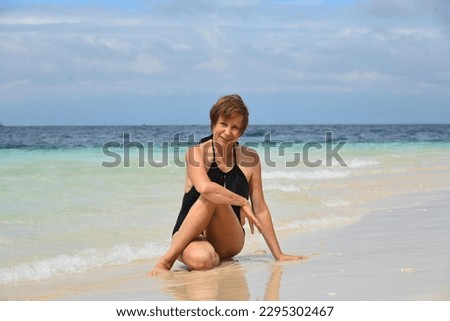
[2,188,450,301]
[276,188,450,300]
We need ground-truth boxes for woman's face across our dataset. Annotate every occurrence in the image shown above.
[212,114,244,146]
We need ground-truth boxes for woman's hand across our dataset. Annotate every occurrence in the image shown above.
[276,253,309,261]
[240,201,261,234]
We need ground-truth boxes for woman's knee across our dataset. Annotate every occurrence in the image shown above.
[181,242,220,271]
[191,251,219,271]
[197,196,233,221]
[197,195,217,212]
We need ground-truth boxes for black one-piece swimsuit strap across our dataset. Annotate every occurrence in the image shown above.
[171,135,249,235]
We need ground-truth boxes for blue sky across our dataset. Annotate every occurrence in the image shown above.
[1,0,449,125]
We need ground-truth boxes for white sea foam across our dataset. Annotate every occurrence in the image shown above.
[0,241,169,285]
[263,169,349,181]
[278,213,361,232]
[322,199,352,208]
[347,159,379,168]
[264,184,301,193]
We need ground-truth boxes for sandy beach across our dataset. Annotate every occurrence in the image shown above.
[3,188,449,301]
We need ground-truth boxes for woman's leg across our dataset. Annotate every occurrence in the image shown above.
[150,195,244,273]
[178,236,220,271]
[204,203,245,259]
[180,202,245,270]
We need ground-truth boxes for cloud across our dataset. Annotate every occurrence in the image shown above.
[129,55,166,74]
[1,0,449,103]
[0,79,31,90]
[170,43,191,51]
[194,57,228,72]
[80,35,134,54]
[367,0,417,17]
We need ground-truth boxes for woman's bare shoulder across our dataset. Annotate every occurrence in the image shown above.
[237,145,260,168]
[186,141,213,167]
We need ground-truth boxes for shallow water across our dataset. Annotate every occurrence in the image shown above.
[1,124,449,285]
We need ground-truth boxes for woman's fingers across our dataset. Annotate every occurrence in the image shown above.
[240,212,245,226]
[241,203,261,234]
[248,216,255,234]
[277,253,309,261]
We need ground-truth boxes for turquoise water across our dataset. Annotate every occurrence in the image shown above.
[1,125,449,285]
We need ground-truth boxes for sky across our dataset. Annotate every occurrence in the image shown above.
[0,0,449,125]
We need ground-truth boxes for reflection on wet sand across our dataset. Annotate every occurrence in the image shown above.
[156,256,285,301]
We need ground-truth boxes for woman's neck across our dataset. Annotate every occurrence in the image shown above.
[212,139,235,166]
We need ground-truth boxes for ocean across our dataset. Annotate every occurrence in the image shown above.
[1,124,450,286]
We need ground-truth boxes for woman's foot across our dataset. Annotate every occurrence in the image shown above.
[147,259,172,277]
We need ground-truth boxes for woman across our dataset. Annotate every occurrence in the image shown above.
[150,95,306,275]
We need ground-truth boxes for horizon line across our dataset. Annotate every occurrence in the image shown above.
[2,122,450,127]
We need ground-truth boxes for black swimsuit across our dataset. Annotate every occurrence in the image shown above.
[172,135,249,235]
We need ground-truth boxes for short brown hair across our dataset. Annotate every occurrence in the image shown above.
[209,94,249,135]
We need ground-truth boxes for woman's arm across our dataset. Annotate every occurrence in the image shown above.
[186,145,261,231]
[248,150,307,261]
[186,145,246,206]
